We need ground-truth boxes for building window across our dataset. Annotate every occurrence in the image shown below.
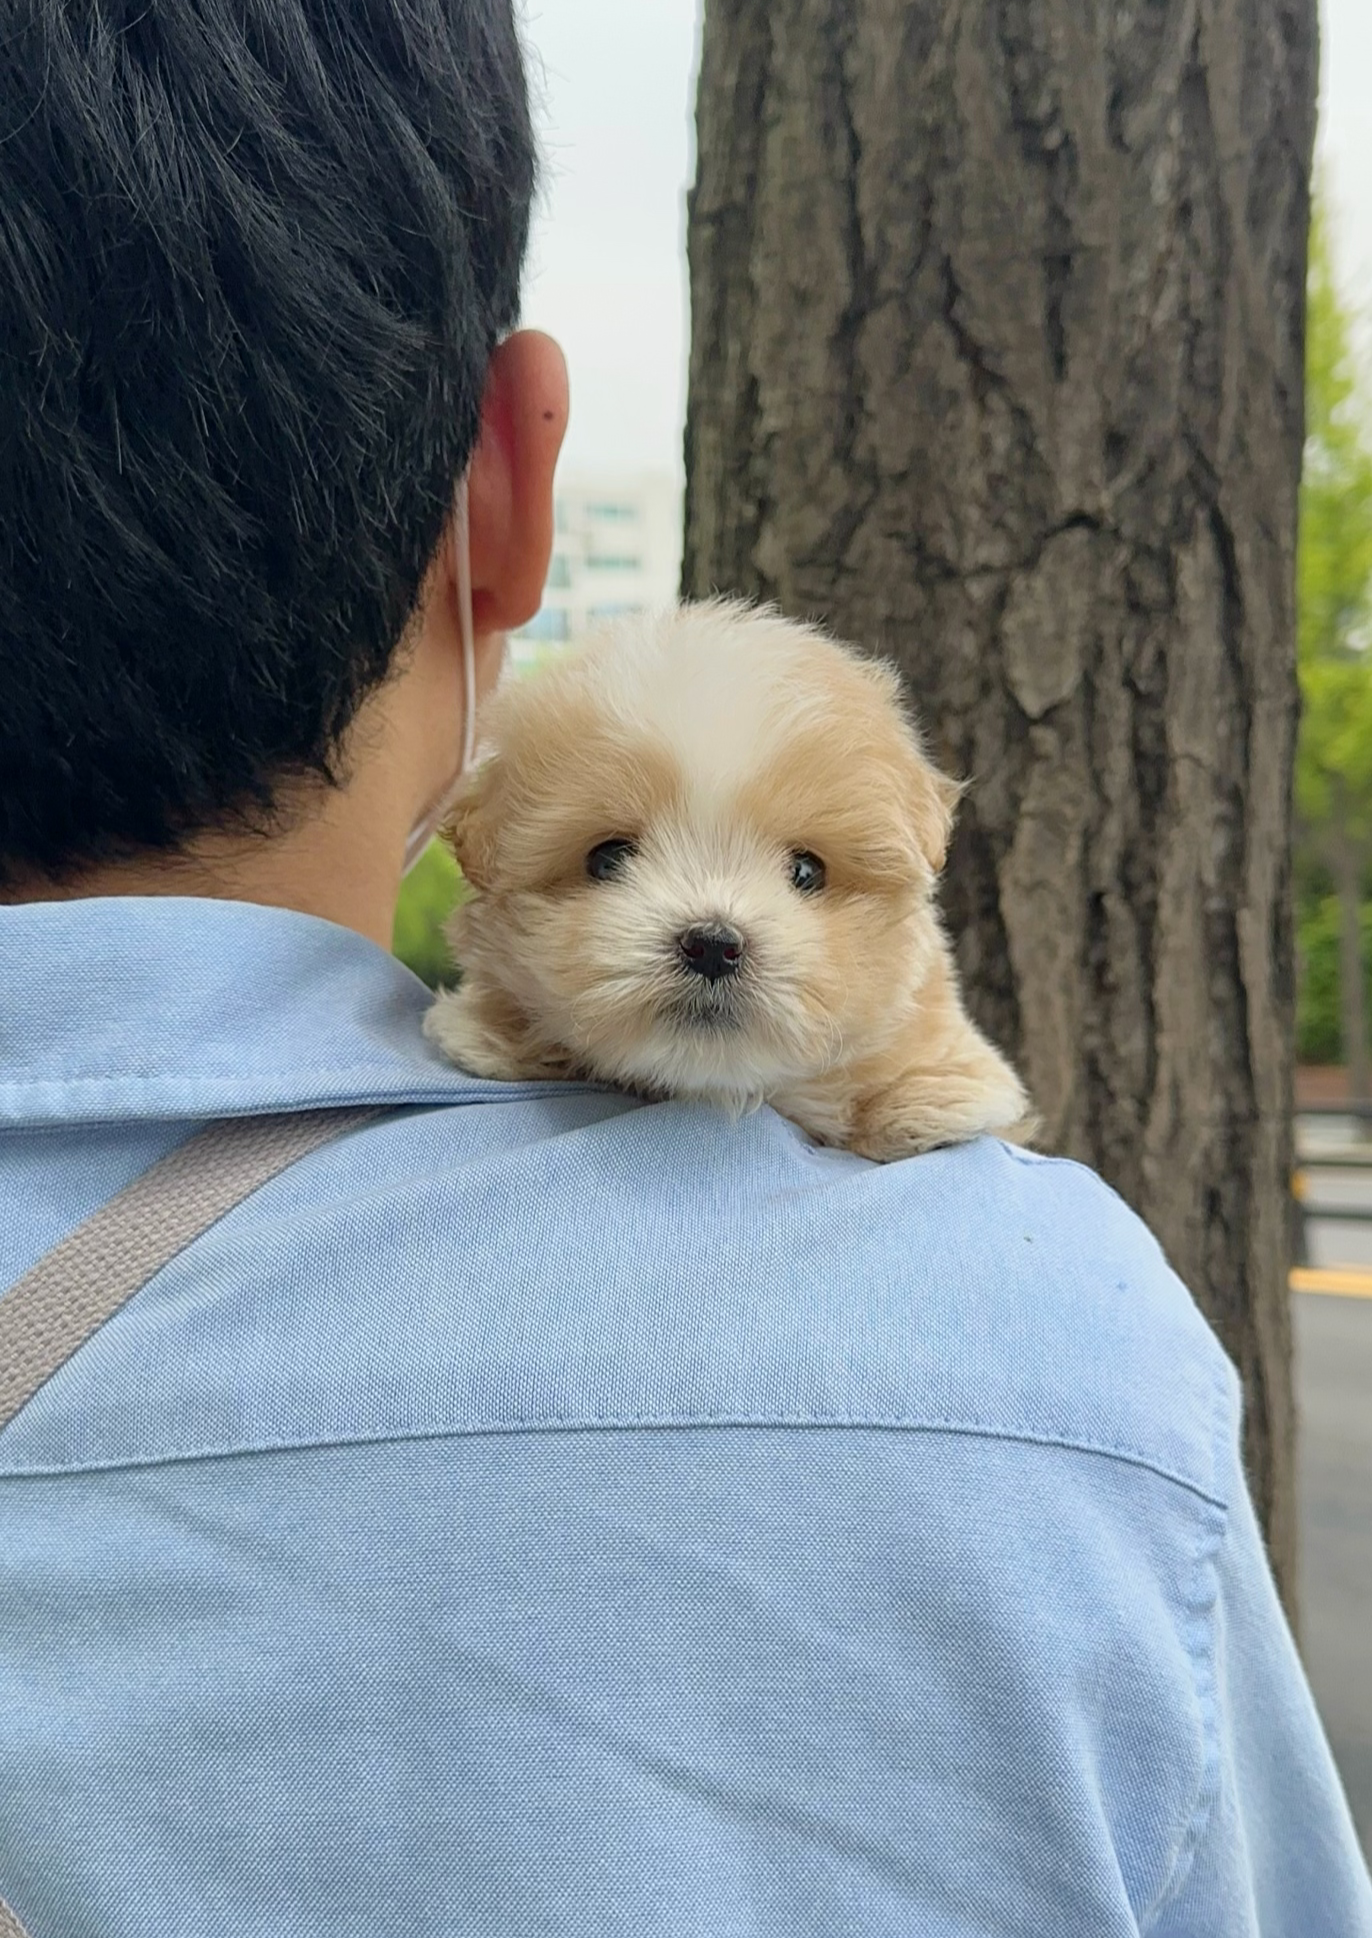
[587,556,642,573]
[589,603,645,621]
[586,503,636,521]
[545,554,572,589]
[518,607,570,643]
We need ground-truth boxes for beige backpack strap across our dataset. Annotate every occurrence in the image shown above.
[0,1898,31,1937]
[0,1106,385,1436]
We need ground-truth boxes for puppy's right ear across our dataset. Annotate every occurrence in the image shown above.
[441,757,500,891]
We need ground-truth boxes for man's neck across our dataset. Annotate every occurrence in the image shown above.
[6,775,411,952]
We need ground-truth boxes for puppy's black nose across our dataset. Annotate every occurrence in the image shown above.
[676,923,746,981]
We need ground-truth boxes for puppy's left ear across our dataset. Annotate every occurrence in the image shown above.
[902,745,962,877]
[441,756,501,891]
[854,651,961,878]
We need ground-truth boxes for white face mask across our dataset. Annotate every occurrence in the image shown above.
[402,476,478,877]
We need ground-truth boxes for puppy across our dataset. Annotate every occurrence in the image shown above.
[424,600,1034,1162]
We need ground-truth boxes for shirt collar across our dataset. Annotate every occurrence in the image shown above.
[0,896,580,1127]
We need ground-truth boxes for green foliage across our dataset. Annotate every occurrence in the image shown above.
[1296,198,1372,839]
[1296,895,1372,1064]
[1293,195,1372,1076]
[388,651,549,988]
[392,840,468,988]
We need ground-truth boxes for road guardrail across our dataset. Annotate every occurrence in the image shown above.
[1294,1129,1372,1270]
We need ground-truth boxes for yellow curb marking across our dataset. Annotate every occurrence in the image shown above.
[1291,1267,1372,1300]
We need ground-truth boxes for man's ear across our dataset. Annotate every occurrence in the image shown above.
[464,331,569,636]
[442,757,500,891]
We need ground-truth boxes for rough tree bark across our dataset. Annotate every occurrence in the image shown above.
[684,0,1318,1610]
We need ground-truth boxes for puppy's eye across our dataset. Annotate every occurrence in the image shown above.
[586,837,638,882]
[789,850,826,894]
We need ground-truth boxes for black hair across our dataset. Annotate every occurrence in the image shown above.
[0,0,535,884]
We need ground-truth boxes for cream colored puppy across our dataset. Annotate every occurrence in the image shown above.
[424,600,1034,1162]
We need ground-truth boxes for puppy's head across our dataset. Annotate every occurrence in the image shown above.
[445,600,960,1103]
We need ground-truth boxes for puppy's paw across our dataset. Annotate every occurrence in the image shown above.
[847,1053,1033,1164]
[423,988,519,1080]
[424,985,579,1084]
[992,1107,1042,1152]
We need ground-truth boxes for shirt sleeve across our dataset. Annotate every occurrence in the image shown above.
[1149,1429,1372,1936]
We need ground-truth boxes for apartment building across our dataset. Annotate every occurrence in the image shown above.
[509,471,681,670]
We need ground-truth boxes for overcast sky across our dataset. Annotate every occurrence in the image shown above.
[518,0,1372,478]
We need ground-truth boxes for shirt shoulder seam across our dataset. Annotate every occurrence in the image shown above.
[1139,1348,1234,1929]
[0,1411,1232,1507]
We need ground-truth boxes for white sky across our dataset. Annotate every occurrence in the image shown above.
[518,0,1372,477]
[1319,0,1372,338]
[519,0,699,478]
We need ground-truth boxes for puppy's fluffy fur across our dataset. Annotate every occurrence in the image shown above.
[425,600,1033,1162]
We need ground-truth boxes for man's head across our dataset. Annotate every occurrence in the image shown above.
[0,0,554,892]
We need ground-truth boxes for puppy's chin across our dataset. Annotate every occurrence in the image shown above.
[604,1027,774,1113]
[666,978,747,1035]
[572,977,832,1108]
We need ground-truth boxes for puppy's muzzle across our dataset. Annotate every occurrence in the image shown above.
[676,922,746,982]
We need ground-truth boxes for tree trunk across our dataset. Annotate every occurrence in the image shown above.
[1331,809,1370,1118]
[684,0,1317,1612]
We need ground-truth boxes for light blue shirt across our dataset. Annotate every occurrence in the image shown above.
[1,896,1368,1938]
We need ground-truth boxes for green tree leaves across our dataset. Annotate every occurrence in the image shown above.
[1296,192,1372,1091]
[392,840,466,988]
[1298,197,1372,836]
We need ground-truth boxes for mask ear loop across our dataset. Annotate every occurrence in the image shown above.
[401,475,479,877]
[454,474,477,778]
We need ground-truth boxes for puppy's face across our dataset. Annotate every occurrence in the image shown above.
[446,603,958,1102]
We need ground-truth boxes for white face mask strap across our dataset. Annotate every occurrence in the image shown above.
[400,473,479,877]
[454,474,477,777]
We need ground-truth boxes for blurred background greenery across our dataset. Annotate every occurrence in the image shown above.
[1296,192,1372,1080]
[392,840,467,988]
[1298,897,1372,1063]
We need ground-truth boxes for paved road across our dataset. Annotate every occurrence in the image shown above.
[1295,1288,1372,1859]
[1291,1126,1372,1854]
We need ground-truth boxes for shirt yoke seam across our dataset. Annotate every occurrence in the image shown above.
[0,1411,1232,1507]
[0,1072,614,1097]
